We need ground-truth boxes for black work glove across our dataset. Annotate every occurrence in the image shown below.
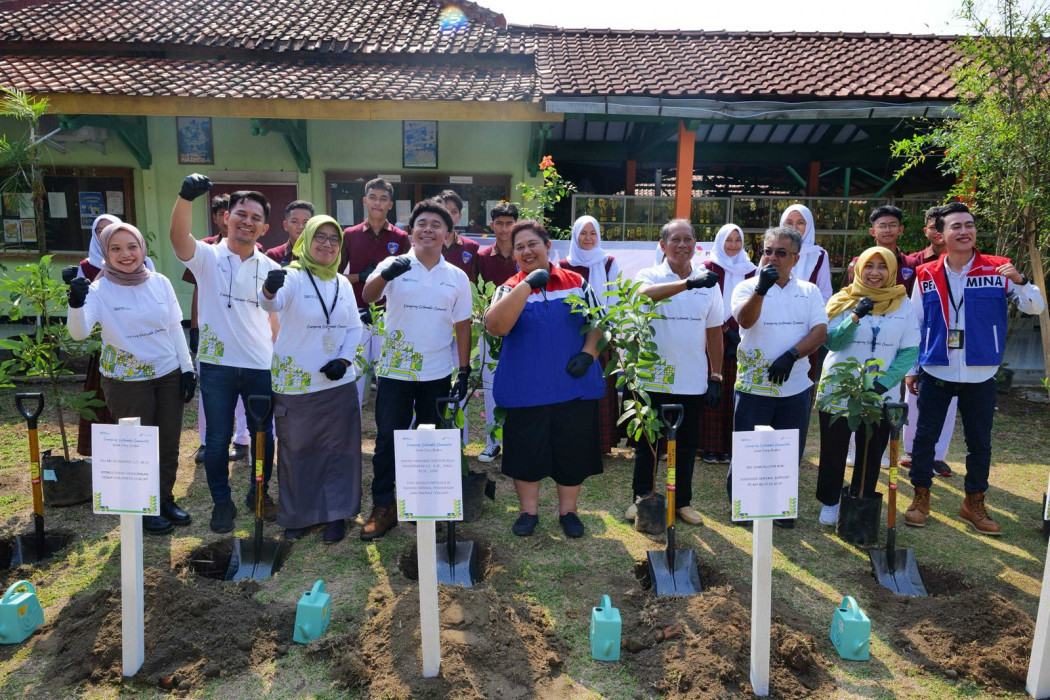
[724,326,740,348]
[705,379,722,408]
[179,173,212,202]
[67,277,90,308]
[263,269,287,294]
[854,297,875,319]
[565,351,594,378]
[449,366,471,403]
[524,269,550,290]
[62,265,78,285]
[767,350,798,385]
[320,360,348,381]
[755,265,779,295]
[686,269,718,290]
[871,380,889,395]
[189,327,199,355]
[358,262,376,282]
[381,255,412,281]
[180,371,196,403]
[358,307,373,326]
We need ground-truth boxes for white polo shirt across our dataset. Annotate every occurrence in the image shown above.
[368,250,472,382]
[260,269,363,394]
[181,238,279,370]
[636,262,723,395]
[68,273,193,381]
[732,274,828,397]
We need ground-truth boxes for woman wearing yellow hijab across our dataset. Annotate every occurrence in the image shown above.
[815,246,921,527]
[260,215,364,543]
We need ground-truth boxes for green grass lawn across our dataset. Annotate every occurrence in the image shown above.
[0,382,1046,698]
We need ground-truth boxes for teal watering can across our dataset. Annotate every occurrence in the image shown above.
[589,595,621,662]
[830,595,870,661]
[293,580,331,644]
[0,580,44,645]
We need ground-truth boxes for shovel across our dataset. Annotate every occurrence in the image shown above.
[226,394,282,582]
[434,397,477,587]
[648,403,702,597]
[13,393,51,565]
[869,402,927,596]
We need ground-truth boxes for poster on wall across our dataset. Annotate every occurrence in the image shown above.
[176,116,214,165]
[47,192,68,218]
[106,191,125,216]
[19,219,36,244]
[4,220,20,244]
[79,192,104,229]
[403,120,438,169]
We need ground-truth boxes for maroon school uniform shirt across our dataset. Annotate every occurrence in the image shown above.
[905,245,942,270]
[341,220,410,308]
[844,246,917,295]
[265,241,294,265]
[558,256,614,282]
[477,243,517,286]
[442,236,480,283]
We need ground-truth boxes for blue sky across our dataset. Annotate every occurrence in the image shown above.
[478,0,978,34]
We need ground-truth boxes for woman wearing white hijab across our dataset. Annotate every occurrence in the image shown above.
[700,224,756,463]
[779,204,832,303]
[559,215,621,453]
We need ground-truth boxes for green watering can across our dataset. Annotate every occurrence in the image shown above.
[830,595,870,661]
[293,580,330,644]
[589,595,621,662]
[0,580,44,645]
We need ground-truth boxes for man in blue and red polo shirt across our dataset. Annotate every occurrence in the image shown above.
[904,202,1044,536]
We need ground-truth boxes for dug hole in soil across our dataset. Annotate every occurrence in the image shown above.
[26,539,296,693]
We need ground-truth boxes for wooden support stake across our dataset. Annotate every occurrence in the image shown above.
[674,121,696,219]
[118,417,144,678]
[417,519,440,678]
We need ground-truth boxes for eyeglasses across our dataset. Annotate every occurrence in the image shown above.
[762,248,795,258]
[874,224,901,232]
[313,235,340,247]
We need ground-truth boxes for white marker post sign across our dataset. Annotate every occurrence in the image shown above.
[92,419,160,679]
[394,426,463,679]
[1026,472,1050,698]
[732,427,799,698]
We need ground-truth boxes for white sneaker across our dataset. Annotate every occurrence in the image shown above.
[819,503,839,526]
[477,444,501,463]
[625,501,637,521]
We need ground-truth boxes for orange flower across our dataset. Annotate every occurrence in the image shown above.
[539,155,554,170]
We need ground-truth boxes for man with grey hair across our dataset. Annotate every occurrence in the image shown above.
[727,226,828,527]
[627,219,723,525]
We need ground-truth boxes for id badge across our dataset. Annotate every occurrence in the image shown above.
[322,331,336,355]
[947,329,964,349]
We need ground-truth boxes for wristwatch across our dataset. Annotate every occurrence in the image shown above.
[709,373,723,381]
[787,347,800,360]
[1019,274,1030,286]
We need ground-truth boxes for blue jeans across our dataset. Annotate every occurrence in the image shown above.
[199,363,274,504]
[726,389,812,501]
[909,371,996,494]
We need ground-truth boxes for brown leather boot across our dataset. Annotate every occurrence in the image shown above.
[904,486,931,527]
[959,493,1002,536]
[360,505,398,541]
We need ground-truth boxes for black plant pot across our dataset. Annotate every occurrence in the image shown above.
[634,493,666,535]
[836,487,883,546]
[997,367,1015,393]
[462,471,495,522]
[41,451,92,507]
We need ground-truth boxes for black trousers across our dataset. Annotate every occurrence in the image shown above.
[815,411,889,505]
[632,392,702,507]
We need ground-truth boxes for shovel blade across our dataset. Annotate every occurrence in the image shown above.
[869,547,927,596]
[11,534,60,567]
[436,539,478,587]
[226,537,283,582]
[647,547,703,597]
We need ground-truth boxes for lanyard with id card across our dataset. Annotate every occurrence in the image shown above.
[943,267,964,349]
[305,269,339,354]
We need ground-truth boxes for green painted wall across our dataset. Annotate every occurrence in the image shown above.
[0,115,536,314]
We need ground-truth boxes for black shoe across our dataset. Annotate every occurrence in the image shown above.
[720,453,732,463]
[194,445,206,464]
[209,501,237,533]
[160,500,192,526]
[229,444,249,461]
[702,451,719,464]
[284,527,309,540]
[143,515,174,535]
[511,512,539,536]
[934,460,953,477]
[559,512,585,538]
[323,520,346,544]
[773,518,796,529]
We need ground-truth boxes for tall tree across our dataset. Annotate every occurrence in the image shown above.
[892,0,1050,390]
